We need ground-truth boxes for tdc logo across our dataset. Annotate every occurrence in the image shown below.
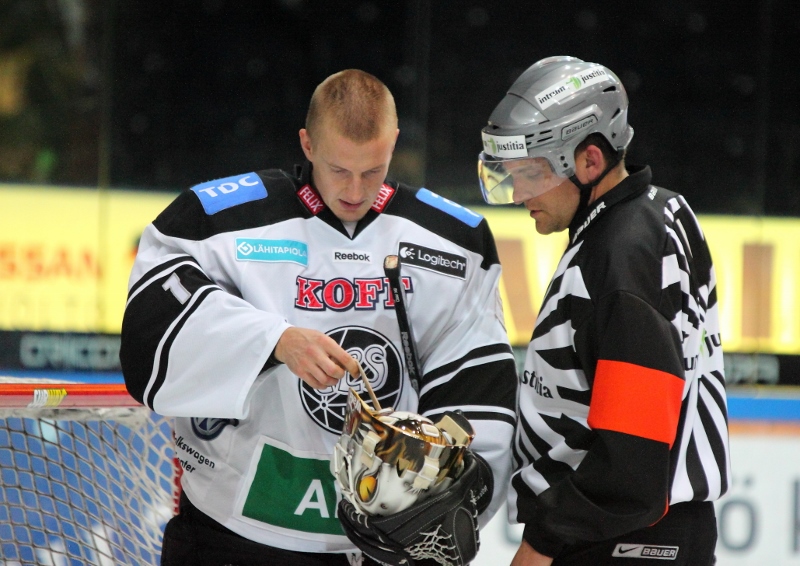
[194,174,260,198]
[399,246,415,259]
[237,241,254,256]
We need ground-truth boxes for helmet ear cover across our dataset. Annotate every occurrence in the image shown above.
[331,388,474,516]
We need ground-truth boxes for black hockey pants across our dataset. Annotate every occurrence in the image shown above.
[551,500,717,565]
[160,492,382,566]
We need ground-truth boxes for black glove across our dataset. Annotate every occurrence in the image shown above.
[338,450,494,566]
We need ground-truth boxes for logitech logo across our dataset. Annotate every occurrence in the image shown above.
[399,246,415,260]
[397,242,467,279]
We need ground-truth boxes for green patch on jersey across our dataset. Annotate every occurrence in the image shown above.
[242,439,343,535]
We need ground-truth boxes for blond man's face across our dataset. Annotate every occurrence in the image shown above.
[299,123,398,222]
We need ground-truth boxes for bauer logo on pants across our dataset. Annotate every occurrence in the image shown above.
[398,242,467,279]
[612,544,679,560]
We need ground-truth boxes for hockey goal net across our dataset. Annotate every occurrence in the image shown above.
[0,377,177,565]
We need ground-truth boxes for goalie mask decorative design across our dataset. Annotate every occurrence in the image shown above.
[331,388,474,516]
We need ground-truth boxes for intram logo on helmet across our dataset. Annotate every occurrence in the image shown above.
[536,66,609,110]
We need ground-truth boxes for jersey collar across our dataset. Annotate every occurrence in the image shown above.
[294,160,398,239]
[568,165,652,245]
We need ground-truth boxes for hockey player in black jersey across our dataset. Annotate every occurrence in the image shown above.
[478,57,730,565]
[120,69,517,565]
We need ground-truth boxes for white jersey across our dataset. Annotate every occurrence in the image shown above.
[120,163,518,553]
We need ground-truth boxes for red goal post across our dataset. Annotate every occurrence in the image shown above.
[0,377,178,565]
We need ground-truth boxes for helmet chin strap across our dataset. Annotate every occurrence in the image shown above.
[569,150,624,211]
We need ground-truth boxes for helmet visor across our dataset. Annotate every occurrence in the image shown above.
[478,154,569,205]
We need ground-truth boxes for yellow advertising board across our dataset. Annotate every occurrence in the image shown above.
[1,185,799,354]
[0,185,174,333]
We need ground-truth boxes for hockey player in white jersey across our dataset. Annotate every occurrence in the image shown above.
[120,69,517,566]
[478,57,730,565]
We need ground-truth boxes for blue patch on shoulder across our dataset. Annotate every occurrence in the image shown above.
[415,188,483,228]
[190,173,267,215]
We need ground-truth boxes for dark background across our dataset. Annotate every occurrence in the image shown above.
[1,0,799,214]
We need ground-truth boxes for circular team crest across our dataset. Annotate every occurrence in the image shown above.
[299,326,403,434]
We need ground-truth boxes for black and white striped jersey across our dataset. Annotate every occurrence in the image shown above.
[119,162,517,553]
[509,166,730,557]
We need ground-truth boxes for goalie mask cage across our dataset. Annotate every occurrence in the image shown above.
[0,379,178,565]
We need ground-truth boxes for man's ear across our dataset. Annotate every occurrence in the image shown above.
[580,144,606,184]
[299,128,313,161]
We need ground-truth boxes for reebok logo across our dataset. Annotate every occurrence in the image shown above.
[333,250,372,263]
[398,242,467,279]
[612,544,679,560]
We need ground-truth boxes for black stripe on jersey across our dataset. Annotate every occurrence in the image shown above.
[701,372,728,422]
[422,343,514,382]
[426,408,515,428]
[383,184,500,268]
[128,255,194,298]
[513,413,538,469]
[120,260,223,406]
[540,414,594,451]
[510,473,539,523]
[418,351,516,420]
[672,197,713,288]
[669,390,692,486]
[146,286,219,408]
[518,413,551,462]
[532,296,593,341]
[538,345,582,372]
[697,381,729,495]
[517,413,575,480]
[684,433,710,501]
[153,169,306,241]
[707,285,718,310]
[556,386,592,406]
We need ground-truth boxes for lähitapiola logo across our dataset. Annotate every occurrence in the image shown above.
[235,239,308,266]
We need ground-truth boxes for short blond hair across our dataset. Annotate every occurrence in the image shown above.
[305,69,397,143]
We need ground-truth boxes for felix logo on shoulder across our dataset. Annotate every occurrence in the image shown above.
[398,242,467,279]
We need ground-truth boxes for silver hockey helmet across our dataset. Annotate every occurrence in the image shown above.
[478,56,634,204]
[331,388,474,516]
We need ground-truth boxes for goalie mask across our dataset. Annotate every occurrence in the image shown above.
[331,388,474,516]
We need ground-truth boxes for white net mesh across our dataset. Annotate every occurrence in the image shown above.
[406,525,460,566]
[0,406,177,565]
